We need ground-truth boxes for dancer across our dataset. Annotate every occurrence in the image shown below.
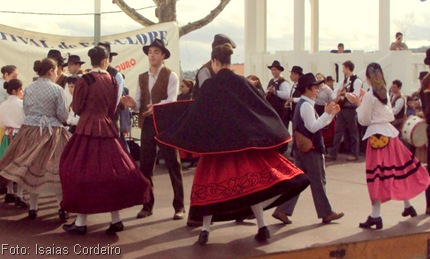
[60,46,150,235]
[347,62,429,229]
[153,43,309,245]
[0,58,70,221]
[0,79,27,208]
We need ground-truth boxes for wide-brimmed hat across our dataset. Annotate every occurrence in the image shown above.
[97,42,118,57]
[212,34,236,49]
[66,76,78,84]
[64,55,85,66]
[419,71,429,80]
[326,76,335,82]
[290,65,303,75]
[142,38,170,59]
[297,73,324,92]
[267,60,284,71]
[424,48,430,65]
[47,49,65,66]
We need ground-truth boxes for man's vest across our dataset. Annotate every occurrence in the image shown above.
[293,98,325,154]
[338,75,361,109]
[266,77,287,116]
[193,61,216,99]
[390,92,406,129]
[138,67,171,127]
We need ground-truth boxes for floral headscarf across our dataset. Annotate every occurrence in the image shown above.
[366,62,387,104]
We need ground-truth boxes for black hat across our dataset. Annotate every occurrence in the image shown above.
[419,71,429,80]
[290,65,303,75]
[326,76,335,82]
[267,60,284,71]
[425,48,430,65]
[64,55,85,66]
[212,34,236,49]
[297,73,324,92]
[142,39,171,59]
[47,49,65,66]
[97,42,118,57]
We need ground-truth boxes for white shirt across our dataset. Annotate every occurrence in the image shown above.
[272,79,291,100]
[299,96,335,133]
[0,95,24,134]
[133,65,178,111]
[390,94,405,116]
[356,89,398,140]
[332,75,362,99]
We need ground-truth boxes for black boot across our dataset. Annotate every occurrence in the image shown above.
[255,226,270,242]
[28,209,38,220]
[402,206,417,217]
[197,230,209,245]
[105,221,124,235]
[359,216,383,229]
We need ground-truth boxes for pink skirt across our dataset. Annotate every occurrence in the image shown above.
[366,137,429,203]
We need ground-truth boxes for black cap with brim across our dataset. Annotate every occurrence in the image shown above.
[142,38,171,59]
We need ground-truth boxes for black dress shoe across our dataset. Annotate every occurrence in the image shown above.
[359,216,383,229]
[28,209,37,220]
[58,209,69,221]
[255,226,270,242]
[4,193,16,203]
[14,197,29,208]
[105,221,124,235]
[197,230,209,245]
[63,222,87,235]
[402,206,417,217]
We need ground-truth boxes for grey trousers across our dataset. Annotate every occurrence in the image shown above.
[275,149,333,218]
[329,108,360,158]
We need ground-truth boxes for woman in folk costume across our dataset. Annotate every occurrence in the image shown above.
[60,46,150,235]
[153,43,309,245]
[347,62,429,229]
[0,79,27,208]
[0,58,70,221]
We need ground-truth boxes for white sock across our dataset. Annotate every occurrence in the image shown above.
[403,200,411,209]
[110,211,121,224]
[75,214,87,226]
[6,181,13,194]
[16,185,24,199]
[29,193,39,210]
[55,192,63,209]
[202,215,212,232]
[370,200,381,218]
[251,202,266,229]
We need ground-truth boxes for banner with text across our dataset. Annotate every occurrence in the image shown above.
[0,22,180,96]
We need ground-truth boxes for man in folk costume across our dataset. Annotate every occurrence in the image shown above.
[122,39,185,220]
[64,54,86,108]
[326,60,362,161]
[192,34,236,100]
[389,79,406,132]
[266,60,291,154]
[47,49,68,89]
[271,73,344,225]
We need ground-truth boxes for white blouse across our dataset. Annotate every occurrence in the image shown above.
[0,95,24,134]
[356,89,399,140]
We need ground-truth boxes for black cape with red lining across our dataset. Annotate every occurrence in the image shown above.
[153,69,291,154]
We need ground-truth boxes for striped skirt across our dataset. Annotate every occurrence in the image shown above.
[366,136,429,203]
[0,125,70,193]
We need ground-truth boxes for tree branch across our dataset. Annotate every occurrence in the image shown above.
[112,0,156,27]
[179,0,231,37]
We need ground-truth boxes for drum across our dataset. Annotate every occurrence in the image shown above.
[401,115,428,147]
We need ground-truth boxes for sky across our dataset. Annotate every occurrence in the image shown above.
[0,0,429,71]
